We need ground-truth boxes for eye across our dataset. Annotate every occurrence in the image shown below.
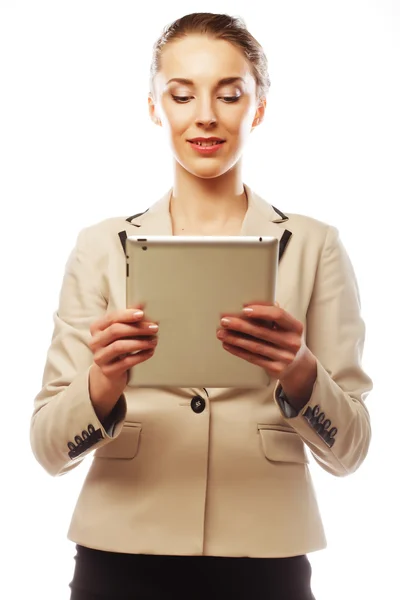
[171,95,192,103]
[171,95,240,104]
[221,96,240,103]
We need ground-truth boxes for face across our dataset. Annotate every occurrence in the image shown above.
[149,35,266,179]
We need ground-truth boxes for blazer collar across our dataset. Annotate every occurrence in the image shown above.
[126,183,290,244]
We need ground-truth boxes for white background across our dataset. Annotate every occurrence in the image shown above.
[1,1,399,598]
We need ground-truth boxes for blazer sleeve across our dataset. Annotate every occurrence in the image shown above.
[274,224,373,476]
[30,227,127,477]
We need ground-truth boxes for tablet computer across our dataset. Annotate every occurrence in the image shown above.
[125,235,278,388]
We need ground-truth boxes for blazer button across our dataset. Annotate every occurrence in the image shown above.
[191,395,206,414]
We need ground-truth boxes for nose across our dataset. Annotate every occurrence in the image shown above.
[194,99,217,128]
[195,115,217,127]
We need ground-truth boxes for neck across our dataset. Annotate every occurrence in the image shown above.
[170,160,247,228]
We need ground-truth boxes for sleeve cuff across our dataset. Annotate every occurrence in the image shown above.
[101,395,127,437]
[275,384,301,418]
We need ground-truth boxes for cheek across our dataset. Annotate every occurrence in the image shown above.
[239,111,256,135]
[223,103,255,136]
[161,103,193,136]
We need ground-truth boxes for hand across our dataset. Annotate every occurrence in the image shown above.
[88,307,158,420]
[89,307,158,380]
[216,302,317,406]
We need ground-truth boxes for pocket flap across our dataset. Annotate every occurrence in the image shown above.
[258,427,309,464]
[95,422,142,460]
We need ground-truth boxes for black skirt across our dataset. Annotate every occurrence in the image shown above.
[69,544,316,600]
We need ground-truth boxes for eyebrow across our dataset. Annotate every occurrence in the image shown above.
[166,77,245,86]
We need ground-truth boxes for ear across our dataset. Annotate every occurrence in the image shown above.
[251,97,267,129]
[148,93,161,126]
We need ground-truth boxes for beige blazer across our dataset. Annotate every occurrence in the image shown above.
[30,184,372,558]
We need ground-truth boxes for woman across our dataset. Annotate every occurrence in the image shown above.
[30,12,372,600]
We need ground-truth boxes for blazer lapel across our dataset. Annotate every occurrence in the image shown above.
[117,191,172,254]
[241,184,292,260]
[118,184,292,260]
[126,191,173,235]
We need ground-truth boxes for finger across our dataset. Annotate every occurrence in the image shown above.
[222,342,286,376]
[90,321,159,351]
[218,330,295,364]
[240,301,280,310]
[241,305,303,334]
[90,308,149,335]
[242,300,280,308]
[101,348,156,377]
[220,316,278,341]
[219,318,301,354]
[94,337,158,367]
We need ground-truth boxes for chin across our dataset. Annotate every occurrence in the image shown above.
[173,143,237,175]
[176,154,239,180]
[186,164,231,179]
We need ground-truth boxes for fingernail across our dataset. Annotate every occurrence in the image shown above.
[242,307,253,315]
[133,310,144,318]
[221,318,231,326]
[148,324,158,331]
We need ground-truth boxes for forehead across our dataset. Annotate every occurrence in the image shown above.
[156,35,254,86]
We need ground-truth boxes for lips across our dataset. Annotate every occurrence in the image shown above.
[187,140,225,155]
[188,137,225,147]
[189,140,224,147]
